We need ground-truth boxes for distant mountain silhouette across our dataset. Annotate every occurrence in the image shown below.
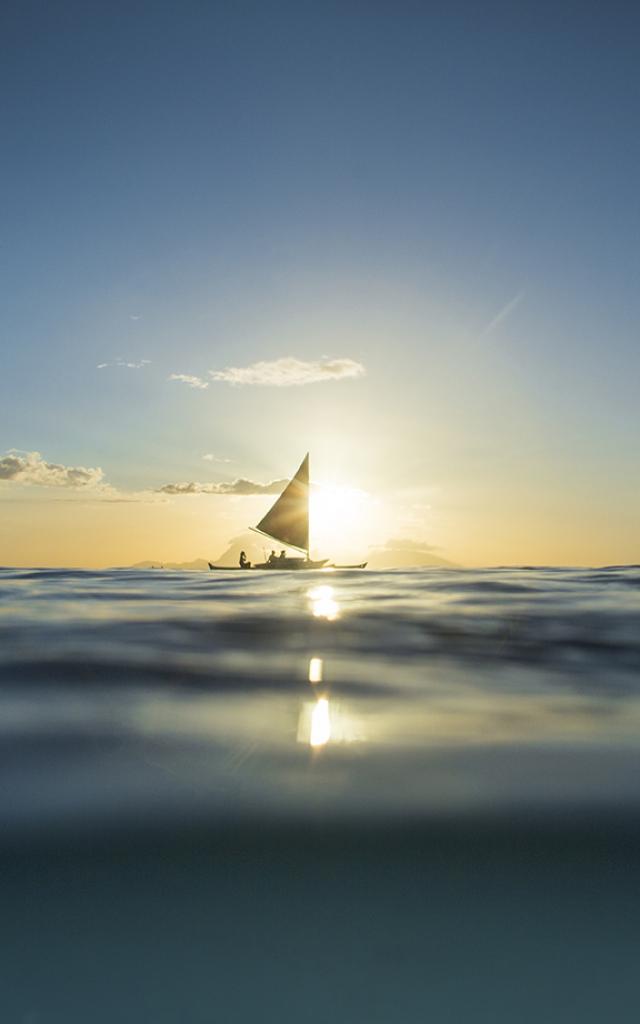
[128,534,267,570]
[367,538,457,569]
[208,534,268,567]
[126,536,456,571]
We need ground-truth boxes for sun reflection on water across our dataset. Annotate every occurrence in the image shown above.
[297,655,365,749]
[307,585,339,620]
[308,657,323,683]
[309,698,331,747]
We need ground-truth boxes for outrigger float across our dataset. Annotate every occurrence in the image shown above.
[208,454,367,571]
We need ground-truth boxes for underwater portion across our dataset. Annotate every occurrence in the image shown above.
[1,566,639,1023]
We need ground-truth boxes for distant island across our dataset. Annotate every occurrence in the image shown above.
[127,535,456,570]
[128,558,211,571]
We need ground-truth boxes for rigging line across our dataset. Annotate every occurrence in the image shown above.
[249,526,308,554]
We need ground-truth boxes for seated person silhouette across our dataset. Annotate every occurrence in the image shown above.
[279,549,286,561]
[239,550,251,569]
[268,550,277,565]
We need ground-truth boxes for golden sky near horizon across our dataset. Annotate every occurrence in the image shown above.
[1,454,637,569]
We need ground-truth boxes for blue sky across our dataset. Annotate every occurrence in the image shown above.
[1,1,638,564]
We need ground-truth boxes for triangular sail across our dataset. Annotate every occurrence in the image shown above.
[255,454,309,552]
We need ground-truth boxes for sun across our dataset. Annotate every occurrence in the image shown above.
[309,483,374,557]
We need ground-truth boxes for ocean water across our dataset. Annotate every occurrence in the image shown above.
[1,565,639,1022]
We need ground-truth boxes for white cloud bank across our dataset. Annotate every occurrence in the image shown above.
[209,357,365,387]
[0,451,105,488]
[157,478,288,496]
[168,373,209,389]
[1,450,292,503]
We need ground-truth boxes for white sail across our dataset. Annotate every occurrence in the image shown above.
[254,454,309,553]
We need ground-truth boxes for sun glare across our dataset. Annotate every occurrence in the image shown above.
[310,483,373,557]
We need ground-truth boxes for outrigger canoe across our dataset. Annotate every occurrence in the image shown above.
[208,560,367,571]
[208,454,367,571]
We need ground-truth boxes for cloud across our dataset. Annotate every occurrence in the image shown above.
[157,478,288,496]
[38,494,165,505]
[209,357,366,387]
[97,358,150,369]
[202,453,232,463]
[168,373,209,389]
[0,451,105,488]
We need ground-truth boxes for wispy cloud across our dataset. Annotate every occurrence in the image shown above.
[209,357,366,387]
[477,291,524,341]
[0,450,104,488]
[157,478,288,496]
[168,373,209,390]
[36,493,165,505]
[202,453,232,463]
[97,358,150,370]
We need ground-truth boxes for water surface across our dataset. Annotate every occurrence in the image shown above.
[1,565,639,837]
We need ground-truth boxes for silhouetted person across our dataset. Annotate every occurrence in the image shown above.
[239,550,250,569]
[279,549,286,561]
[268,550,277,564]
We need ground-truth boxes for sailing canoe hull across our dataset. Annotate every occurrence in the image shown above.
[255,557,329,570]
[208,559,329,571]
[207,559,367,571]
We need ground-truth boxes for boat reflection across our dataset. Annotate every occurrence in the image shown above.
[307,585,339,620]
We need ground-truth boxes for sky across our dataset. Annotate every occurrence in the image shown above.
[1,0,638,567]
